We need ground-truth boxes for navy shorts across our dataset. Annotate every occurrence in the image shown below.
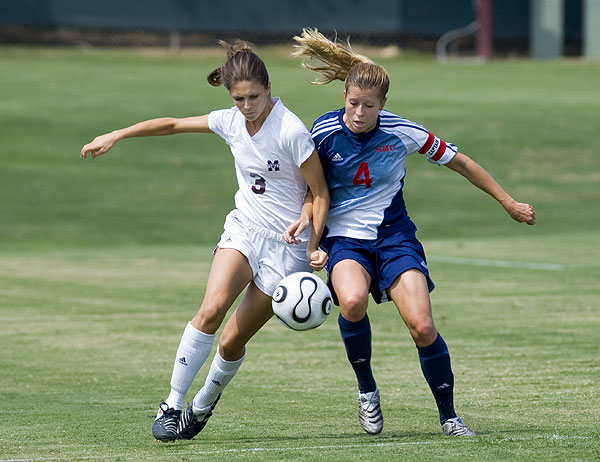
[320,230,435,305]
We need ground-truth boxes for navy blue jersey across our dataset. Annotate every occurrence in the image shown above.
[311,108,457,239]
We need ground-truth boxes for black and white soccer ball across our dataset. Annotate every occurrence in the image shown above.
[272,272,332,331]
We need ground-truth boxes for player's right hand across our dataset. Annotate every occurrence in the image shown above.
[506,201,536,225]
[80,132,118,159]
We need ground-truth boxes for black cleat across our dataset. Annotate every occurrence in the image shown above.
[176,394,221,440]
[152,402,181,442]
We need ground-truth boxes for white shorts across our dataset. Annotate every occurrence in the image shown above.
[216,209,312,296]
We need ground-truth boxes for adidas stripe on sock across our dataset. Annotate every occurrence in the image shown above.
[193,349,245,411]
[166,322,215,410]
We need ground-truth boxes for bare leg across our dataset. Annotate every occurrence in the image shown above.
[218,281,275,360]
[388,269,456,424]
[192,281,274,410]
[191,248,254,333]
[167,248,253,409]
[387,269,437,347]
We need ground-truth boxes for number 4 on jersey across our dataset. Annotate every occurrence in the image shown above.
[353,162,373,188]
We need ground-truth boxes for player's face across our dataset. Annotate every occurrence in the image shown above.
[229,80,272,123]
[343,85,386,133]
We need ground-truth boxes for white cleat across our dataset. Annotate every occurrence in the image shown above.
[442,417,476,436]
[358,388,383,435]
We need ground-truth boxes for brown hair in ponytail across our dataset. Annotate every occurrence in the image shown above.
[207,40,270,90]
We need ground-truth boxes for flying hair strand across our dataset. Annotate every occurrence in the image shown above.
[292,28,372,85]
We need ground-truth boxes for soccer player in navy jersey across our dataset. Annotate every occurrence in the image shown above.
[289,29,536,437]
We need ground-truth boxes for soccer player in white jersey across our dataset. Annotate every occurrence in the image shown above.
[81,40,329,442]
[290,29,535,437]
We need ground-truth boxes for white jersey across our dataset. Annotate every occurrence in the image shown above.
[208,97,315,238]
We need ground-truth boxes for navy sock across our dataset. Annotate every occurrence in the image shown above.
[417,333,457,423]
[338,313,377,393]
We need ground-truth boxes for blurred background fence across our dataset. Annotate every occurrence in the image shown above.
[0,0,596,58]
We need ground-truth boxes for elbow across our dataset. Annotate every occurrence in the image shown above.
[164,118,178,135]
[446,152,469,175]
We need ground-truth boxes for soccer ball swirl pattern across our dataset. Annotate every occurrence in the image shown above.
[272,272,332,331]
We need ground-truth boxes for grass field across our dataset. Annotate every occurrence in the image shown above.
[1,46,599,461]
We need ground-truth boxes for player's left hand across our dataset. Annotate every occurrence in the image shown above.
[308,249,328,271]
[284,218,310,244]
[506,201,536,225]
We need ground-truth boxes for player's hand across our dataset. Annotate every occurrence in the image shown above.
[308,249,328,271]
[506,200,536,225]
[80,132,119,159]
[284,218,310,244]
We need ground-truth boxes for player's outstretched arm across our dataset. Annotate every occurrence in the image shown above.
[445,152,536,225]
[80,115,212,159]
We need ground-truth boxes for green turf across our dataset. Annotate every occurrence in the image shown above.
[0,46,598,461]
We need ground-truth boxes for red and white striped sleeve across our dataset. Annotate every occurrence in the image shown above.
[417,131,457,165]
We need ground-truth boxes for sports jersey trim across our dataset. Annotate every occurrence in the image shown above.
[312,115,340,130]
[379,121,428,134]
[311,116,343,143]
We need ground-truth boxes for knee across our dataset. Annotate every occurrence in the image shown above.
[408,318,437,346]
[192,300,229,334]
[218,334,245,361]
[339,292,369,322]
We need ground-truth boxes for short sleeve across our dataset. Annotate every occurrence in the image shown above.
[417,131,458,165]
[380,112,458,166]
[208,108,237,145]
[283,119,316,168]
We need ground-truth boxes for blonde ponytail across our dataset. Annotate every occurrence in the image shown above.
[292,28,372,84]
[292,28,389,99]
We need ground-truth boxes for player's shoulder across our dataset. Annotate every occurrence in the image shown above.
[271,98,311,139]
[270,98,304,128]
[211,105,240,119]
[311,109,344,143]
[208,105,244,137]
[379,110,428,135]
[210,105,245,127]
[273,98,298,120]
[312,109,342,131]
[378,109,431,148]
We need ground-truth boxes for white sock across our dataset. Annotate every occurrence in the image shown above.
[192,350,245,411]
[165,322,215,410]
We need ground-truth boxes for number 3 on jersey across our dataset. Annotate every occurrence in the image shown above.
[353,162,373,189]
[250,173,266,194]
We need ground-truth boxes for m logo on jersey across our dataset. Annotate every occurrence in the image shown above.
[267,160,280,171]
